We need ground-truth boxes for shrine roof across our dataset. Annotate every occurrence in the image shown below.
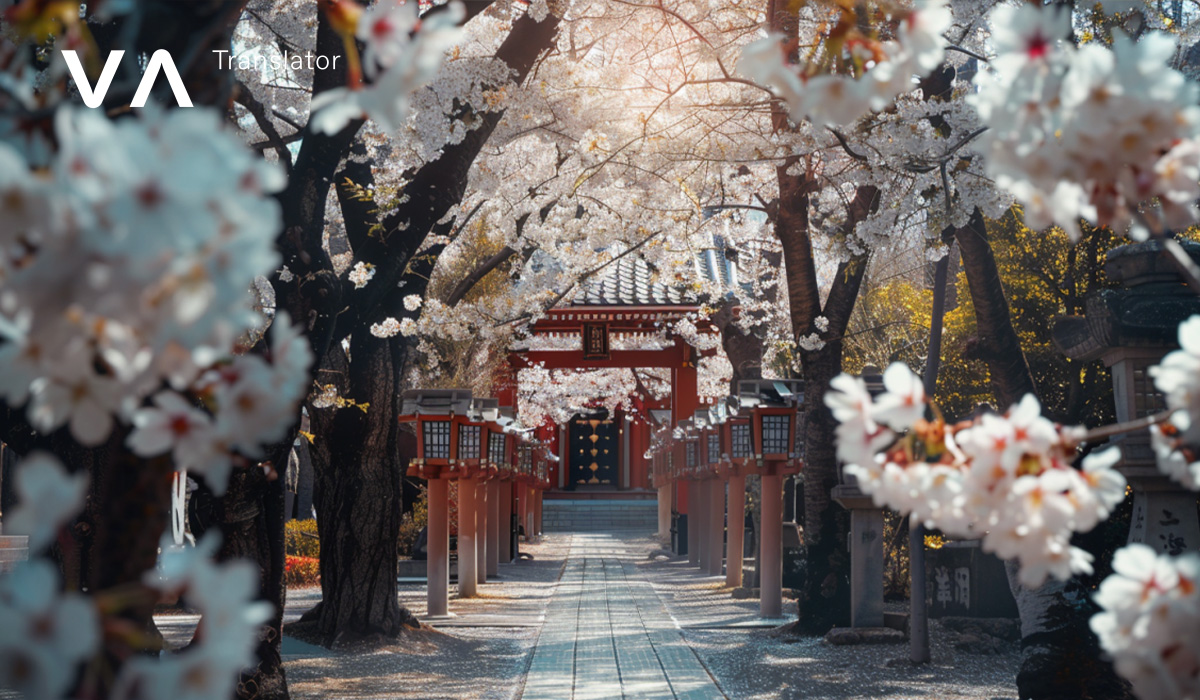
[569,236,739,308]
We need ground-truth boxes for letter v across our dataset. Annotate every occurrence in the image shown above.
[131,50,193,108]
[63,50,123,109]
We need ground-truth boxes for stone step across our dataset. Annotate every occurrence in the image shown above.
[0,548,28,562]
[0,536,29,548]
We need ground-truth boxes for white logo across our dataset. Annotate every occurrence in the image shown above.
[62,49,192,108]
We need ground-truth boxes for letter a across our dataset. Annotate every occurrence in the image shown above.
[131,50,193,108]
[63,50,123,109]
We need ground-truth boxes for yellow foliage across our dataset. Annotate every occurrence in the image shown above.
[285,519,320,558]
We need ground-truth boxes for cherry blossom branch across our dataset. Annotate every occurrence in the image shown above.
[1161,236,1200,295]
[827,127,870,162]
[1080,410,1173,444]
[234,80,293,175]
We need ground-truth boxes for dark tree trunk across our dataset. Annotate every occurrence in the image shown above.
[774,176,877,635]
[953,210,1037,406]
[293,11,561,647]
[218,466,290,700]
[954,210,1133,700]
[300,331,420,646]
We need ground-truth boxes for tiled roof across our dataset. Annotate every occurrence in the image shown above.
[571,235,738,307]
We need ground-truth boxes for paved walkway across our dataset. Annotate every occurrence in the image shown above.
[521,534,727,700]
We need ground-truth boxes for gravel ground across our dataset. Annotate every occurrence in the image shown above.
[630,534,1021,700]
[28,532,1020,700]
[284,535,571,700]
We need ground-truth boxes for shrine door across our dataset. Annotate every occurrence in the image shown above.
[568,413,618,487]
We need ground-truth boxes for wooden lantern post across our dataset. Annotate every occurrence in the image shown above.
[737,379,804,618]
[399,389,474,613]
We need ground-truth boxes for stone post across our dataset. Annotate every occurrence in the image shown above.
[832,483,885,628]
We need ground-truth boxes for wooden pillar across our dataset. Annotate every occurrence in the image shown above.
[534,489,543,536]
[457,478,477,597]
[760,473,783,617]
[657,483,671,540]
[475,480,487,585]
[517,484,529,538]
[499,480,513,563]
[707,479,724,576]
[486,480,500,577]
[726,475,746,589]
[427,477,450,617]
[686,481,700,565]
[697,480,710,570]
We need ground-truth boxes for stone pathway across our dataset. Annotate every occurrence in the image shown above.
[521,533,727,700]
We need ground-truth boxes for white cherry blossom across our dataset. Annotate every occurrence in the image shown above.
[4,453,88,552]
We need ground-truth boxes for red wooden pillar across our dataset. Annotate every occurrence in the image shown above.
[499,480,514,563]
[534,489,543,536]
[427,477,450,616]
[518,484,530,539]
[707,478,725,576]
[760,473,783,617]
[726,475,746,588]
[486,480,500,577]
[695,479,709,569]
[672,340,699,562]
[475,479,487,585]
[457,478,478,597]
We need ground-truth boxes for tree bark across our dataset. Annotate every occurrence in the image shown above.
[777,181,877,635]
[954,210,1133,700]
[299,330,421,646]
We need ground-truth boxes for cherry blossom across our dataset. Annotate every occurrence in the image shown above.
[0,559,99,700]
[3,453,88,552]
[970,2,1200,240]
[1091,544,1200,700]
[1147,315,1200,491]
[738,0,951,127]
[828,362,1125,586]
[310,1,466,135]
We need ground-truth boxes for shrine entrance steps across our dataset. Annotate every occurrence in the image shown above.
[541,499,658,533]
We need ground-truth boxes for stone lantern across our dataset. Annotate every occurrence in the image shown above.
[1053,239,1200,555]
[831,367,887,628]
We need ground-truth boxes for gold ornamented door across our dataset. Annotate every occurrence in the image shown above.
[568,414,618,487]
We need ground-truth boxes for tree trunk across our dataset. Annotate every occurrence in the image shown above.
[218,466,290,700]
[300,330,420,647]
[955,210,1132,700]
[775,179,875,635]
[795,344,852,633]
